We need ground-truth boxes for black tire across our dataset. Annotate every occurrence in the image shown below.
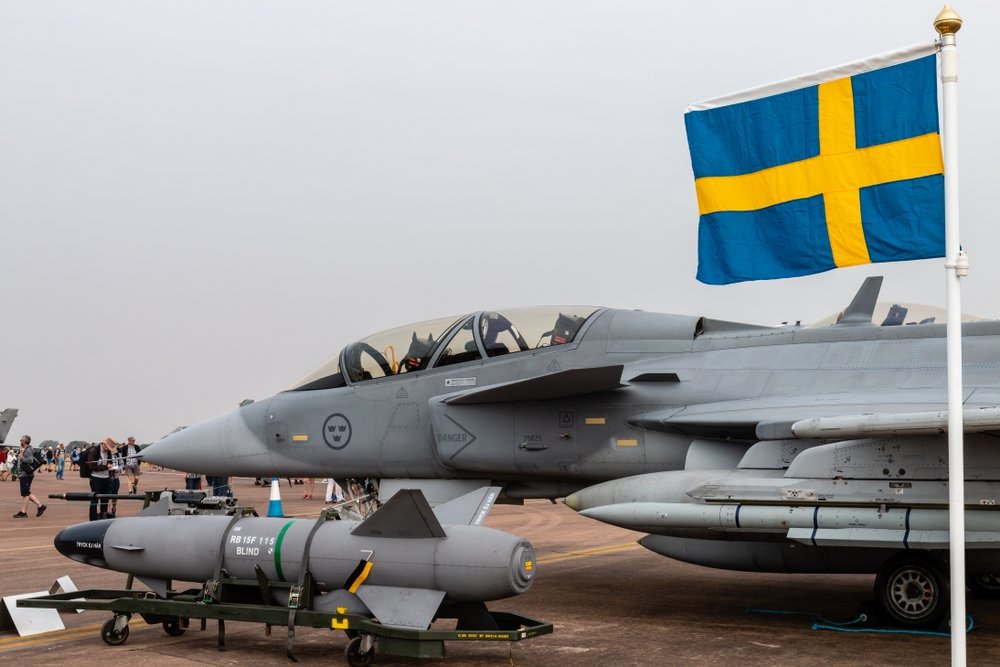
[875,552,949,628]
[162,618,187,636]
[345,635,375,667]
[101,617,130,646]
[968,572,1000,599]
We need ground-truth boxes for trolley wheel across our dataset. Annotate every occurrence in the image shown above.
[101,617,130,646]
[875,552,949,628]
[162,618,187,636]
[345,635,375,667]
[968,572,1000,599]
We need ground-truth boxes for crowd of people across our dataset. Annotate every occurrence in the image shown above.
[6,434,377,521]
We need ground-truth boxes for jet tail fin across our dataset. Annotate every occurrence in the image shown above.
[432,486,501,526]
[351,489,447,539]
[838,276,883,325]
[0,408,18,444]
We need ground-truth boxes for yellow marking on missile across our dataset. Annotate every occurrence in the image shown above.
[616,438,638,447]
[524,560,533,571]
[536,541,640,565]
[585,417,606,425]
[348,561,374,593]
[291,434,309,442]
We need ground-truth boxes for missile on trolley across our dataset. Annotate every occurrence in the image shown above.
[54,487,535,630]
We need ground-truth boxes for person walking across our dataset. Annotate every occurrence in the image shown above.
[13,436,46,518]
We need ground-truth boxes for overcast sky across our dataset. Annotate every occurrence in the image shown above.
[2,1,997,444]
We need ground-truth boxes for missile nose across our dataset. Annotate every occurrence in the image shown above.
[54,520,112,568]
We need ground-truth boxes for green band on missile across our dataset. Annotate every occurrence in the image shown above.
[273,521,294,582]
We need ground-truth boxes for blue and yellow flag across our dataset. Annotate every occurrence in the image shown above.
[685,45,944,285]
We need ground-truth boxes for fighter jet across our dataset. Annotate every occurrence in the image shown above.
[141,277,1000,625]
[0,408,17,445]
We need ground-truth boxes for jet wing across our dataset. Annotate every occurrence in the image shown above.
[630,390,1000,440]
[443,365,624,405]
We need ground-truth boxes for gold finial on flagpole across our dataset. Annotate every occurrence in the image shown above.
[934,5,962,35]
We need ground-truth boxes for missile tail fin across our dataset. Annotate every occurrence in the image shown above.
[355,585,446,629]
[137,496,171,517]
[351,489,446,539]
[137,576,170,598]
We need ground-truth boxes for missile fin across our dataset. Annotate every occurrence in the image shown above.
[137,496,171,517]
[432,486,501,526]
[351,489,446,539]
[136,576,170,598]
[355,585,446,629]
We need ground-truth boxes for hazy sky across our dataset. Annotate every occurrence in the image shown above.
[2,1,997,443]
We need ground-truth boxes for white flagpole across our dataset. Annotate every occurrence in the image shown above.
[934,6,966,667]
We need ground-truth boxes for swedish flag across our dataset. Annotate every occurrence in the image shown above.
[686,46,944,285]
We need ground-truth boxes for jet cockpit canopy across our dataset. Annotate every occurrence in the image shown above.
[289,306,599,391]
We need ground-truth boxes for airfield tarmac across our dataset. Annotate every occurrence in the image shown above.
[1,470,998,666]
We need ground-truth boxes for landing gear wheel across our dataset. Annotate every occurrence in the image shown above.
[968,572,1000,599]
[101,617,130,645]
[162,618,187,636]
[345,635,375,667]
[875,553,949,628]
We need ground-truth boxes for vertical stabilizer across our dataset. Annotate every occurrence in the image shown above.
[838,276,883,325]
[0,408,18,444]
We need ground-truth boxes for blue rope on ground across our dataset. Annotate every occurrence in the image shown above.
[813,615,974,637]
[745,607,866,627]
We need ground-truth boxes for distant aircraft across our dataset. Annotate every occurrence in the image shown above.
[0,408,18,444]
[142,277,1000,627]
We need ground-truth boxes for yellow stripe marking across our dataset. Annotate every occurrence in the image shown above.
[585,417,606,425]
[693,76,943,268]
[536,542,639,565]
[616,439,638,447]
[291,434,309,442]
[348,561,374,593]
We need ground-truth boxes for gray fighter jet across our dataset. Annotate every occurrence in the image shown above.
[142,277,1000,626]
[0,408,18,445]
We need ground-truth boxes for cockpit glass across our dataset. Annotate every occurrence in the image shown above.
[342,315,463,383]
[288,307,599,388]
[480,307,597,357]
[288,315,461,389]
[434,317,481,367]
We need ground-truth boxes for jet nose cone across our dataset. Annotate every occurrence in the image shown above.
[142,405,270,475]
[54,520,112,568]
[142,412,229,473]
